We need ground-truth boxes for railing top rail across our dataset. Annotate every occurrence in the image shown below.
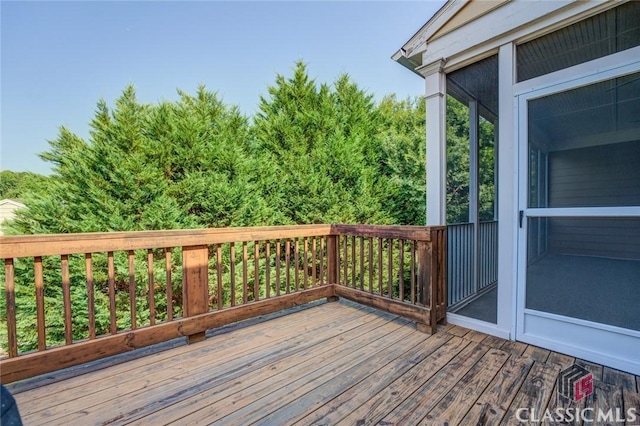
[0,223,447,259]
[331,224,445,241]
[0,224,333,259]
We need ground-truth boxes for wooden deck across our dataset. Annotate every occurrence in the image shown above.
[8,300,640,425]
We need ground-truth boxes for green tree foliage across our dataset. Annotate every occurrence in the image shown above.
[445,96,496,224]
[377,95,427,226]
[0,171,50,200]
[252,62,393,224]
[2,62,497,354]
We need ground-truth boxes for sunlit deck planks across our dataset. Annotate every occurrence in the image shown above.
[9,300,640,425]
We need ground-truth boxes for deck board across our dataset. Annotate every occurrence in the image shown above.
[9,300,637,425]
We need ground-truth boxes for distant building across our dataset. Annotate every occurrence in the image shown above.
[0,199,25,235]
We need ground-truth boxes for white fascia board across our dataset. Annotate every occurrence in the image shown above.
[402,0,469,58]
[0,199,26,208]
[424,0,618,73]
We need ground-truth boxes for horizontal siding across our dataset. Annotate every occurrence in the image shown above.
[548,217,640,260]
[548,140,640,207]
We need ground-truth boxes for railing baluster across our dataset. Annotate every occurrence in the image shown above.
[254,241,260,301]
[242,242,248,304]
[294,238,300,291]
[147,249,155,326]
[4,259,17,357]
[165,249,173,320]
[311,237,317,287]
[368,237,373,293]
[335,236,340,285]
[378,238,383,296]
[351,236,356,288]
[399,240,405,302]
[216,244,223,309]
[285,239,291,294]
[34,256,45,351]
[86,253,96,339]
[388,239,393,299]
[276,240,281,296]
[319,237,324,285]
[230,243,236,307]
[128,250,136,330]
[107,252,117,334]
[411,241,416,305]
[265,242,271,298]
[61,255,73,343]
[359,237,364,291]
[343,235,348,286]
[303,237,308,290]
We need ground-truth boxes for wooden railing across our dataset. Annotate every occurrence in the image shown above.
[0,224,446,383]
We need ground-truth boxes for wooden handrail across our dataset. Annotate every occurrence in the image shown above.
[0,224,333,258]
[0,224,447,383]
[332,224,444,240]
[0,224,448,258]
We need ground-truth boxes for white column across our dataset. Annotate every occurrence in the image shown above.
[419,59,447,226]
[497,42,516,337]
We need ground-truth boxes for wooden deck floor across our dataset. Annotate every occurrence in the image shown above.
[8,300,640,425]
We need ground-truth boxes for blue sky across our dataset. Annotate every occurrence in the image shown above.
[1,1,444,175]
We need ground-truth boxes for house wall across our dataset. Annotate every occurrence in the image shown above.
[0,201,24,235]
[548,140,640,208]
[547,217,640,260]
[546,140,640,260]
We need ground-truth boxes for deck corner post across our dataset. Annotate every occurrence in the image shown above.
[327,235,339,285]
[417,238,438,333]
[182,245,210,344]
[416,322,434,334]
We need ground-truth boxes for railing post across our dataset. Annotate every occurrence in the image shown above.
[326,235,339,302]
[182,245,210,343]
[416,238,437,334]
[434,227,447,324]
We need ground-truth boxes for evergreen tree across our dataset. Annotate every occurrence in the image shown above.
[377,95,427,225]
[253,62,393,224]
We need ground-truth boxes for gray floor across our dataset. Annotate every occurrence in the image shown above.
[452,287,497,324]
[526,254,640,331]
[450,254,640,330]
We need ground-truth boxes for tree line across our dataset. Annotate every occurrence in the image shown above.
[1,62,494,353]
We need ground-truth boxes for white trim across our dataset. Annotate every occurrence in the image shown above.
[416,58,447,78]
[425,68,447,225]
[446,312,510,339]
[400,0,469,59]
[526,207,640,218]
[513,45,640,96]
[515,56,640,373]
[0,199,26,208]
[519,311,640,375]
[518,332,640,376]
[524,309,640,339]
[427,1,621,73]
[497,42,517,339]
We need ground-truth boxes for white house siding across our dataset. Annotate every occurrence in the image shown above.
[0,200,25,235]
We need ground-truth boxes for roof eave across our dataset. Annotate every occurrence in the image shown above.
[396,0,468,68]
